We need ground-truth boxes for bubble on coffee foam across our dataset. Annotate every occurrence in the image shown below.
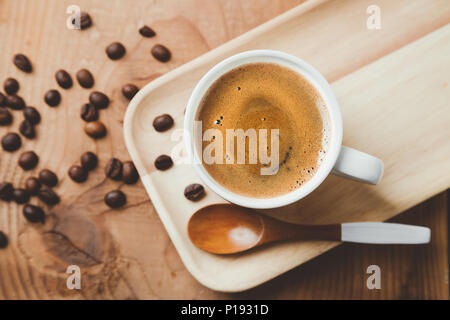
[316,98,330,165]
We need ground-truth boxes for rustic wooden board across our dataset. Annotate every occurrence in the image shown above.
[124,0,450,291]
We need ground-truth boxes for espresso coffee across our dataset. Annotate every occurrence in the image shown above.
[198,62,329,198]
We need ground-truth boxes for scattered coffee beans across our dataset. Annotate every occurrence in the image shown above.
[122,84,139,100]
[13,188,30,204]
[122,161,139,184]
[105,158,123,180]
[6,94,25,110]
[153,114,174,132]
[80,103,98,122]
[76,69,94,88]
[23,106,41,124]
[151,44,171,62]
[89,91,109,109]
[81,151,98,171]
[13,54,32,73]
[0,107,12,126]
[139,25,156,37]
[0,231,8,249]
[0,93,6,107]
[84,121,107,139]
[68,165,88,183]
[4,78,19,95]
[37,186,59,205]
[154,155,173,170]
[78,12,92,30]
[18,151,39,170]
[184,183,205,201]
[55,69,73,89]
[19,119,36,139]
[39,169,58,187]
[104,190,126,208]
[0,183,14,201]
[44,89,61,107]
[106,42,126,60]
[25,177,41,195]
[23,204,45,223]
[2,132,21,152]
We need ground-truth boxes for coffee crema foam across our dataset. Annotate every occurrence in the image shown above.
[197,62,330,198]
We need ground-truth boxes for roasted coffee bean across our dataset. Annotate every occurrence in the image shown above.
[13,188,30,204]
[76,69,94,89]
[55,69,73,89]
[23,204,45,223]
[89,91,109,109]
[68,165,88,183]
[104,190,126,208]
[139,25,156,37]
[151,44,171,62]
[39,169,58,187]
[78,12,92,30]
[0,183,14,201]
[154,155,173,170]
[19,120,35,139]
[84,121,106,139]
[80,103,98,122]
[23,106,41,125]
[44,89,61,107]
[0,93,6,107]
[122,84,139,100]
[4,78,19,95]
[25,177,41,195]
[0,107,12,126]
[81,151,98,171]
[105,158,123,180]
[37,186,59,205]
[6,94,25,110]
[184,183,205,201]
[0,231,8,249]
[1,132,21,152]
[122,161,139,184]
[18,151,39,170]
[153,114,174,132]
[13,54,32,73]
[106,42,126,60]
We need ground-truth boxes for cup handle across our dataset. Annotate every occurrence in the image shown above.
[331,146,384,184]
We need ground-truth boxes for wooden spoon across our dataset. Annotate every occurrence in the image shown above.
[188,204,430,254]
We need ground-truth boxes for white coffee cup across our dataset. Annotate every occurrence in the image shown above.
[185,50,383,209]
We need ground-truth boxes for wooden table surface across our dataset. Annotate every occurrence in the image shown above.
[0,0,448,299]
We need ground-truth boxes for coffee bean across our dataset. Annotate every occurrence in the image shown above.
[76,69,94,89]
[68,165,88,183]
[44,89,61,107]
[154,155,173,170]
[6,94,25,110]
[78,12,92,30]
[13,188,30,204]
[89,91,109,109]
[0,107,12,126]
[55,69,73,89]
[80,103,98,122]
[23,106,41,124]
[0,93,6,107]
[122,161,139,184]
[81,151,98,171]
[151,44,171,62]
[39,169,58,187]
[37,186,59,205]
[25,177,41,195]
[122,84,139,100]
[13,54,32,73]
[23,204,45,223]
[184,183,205,201]
[153,114,174,132]
[19,119,35,139]
[106,42,126,60]
[18,151,39,170]
[0,183,14,201]
[84,121,107,139]
[139,25,156,37]
[1,132,21,152]
[105,158,123,180]
[104,190,126,208]
[4,78,19,95]
[0,231,8,249]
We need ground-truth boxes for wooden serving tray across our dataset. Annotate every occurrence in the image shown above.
[124,0,450,292]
